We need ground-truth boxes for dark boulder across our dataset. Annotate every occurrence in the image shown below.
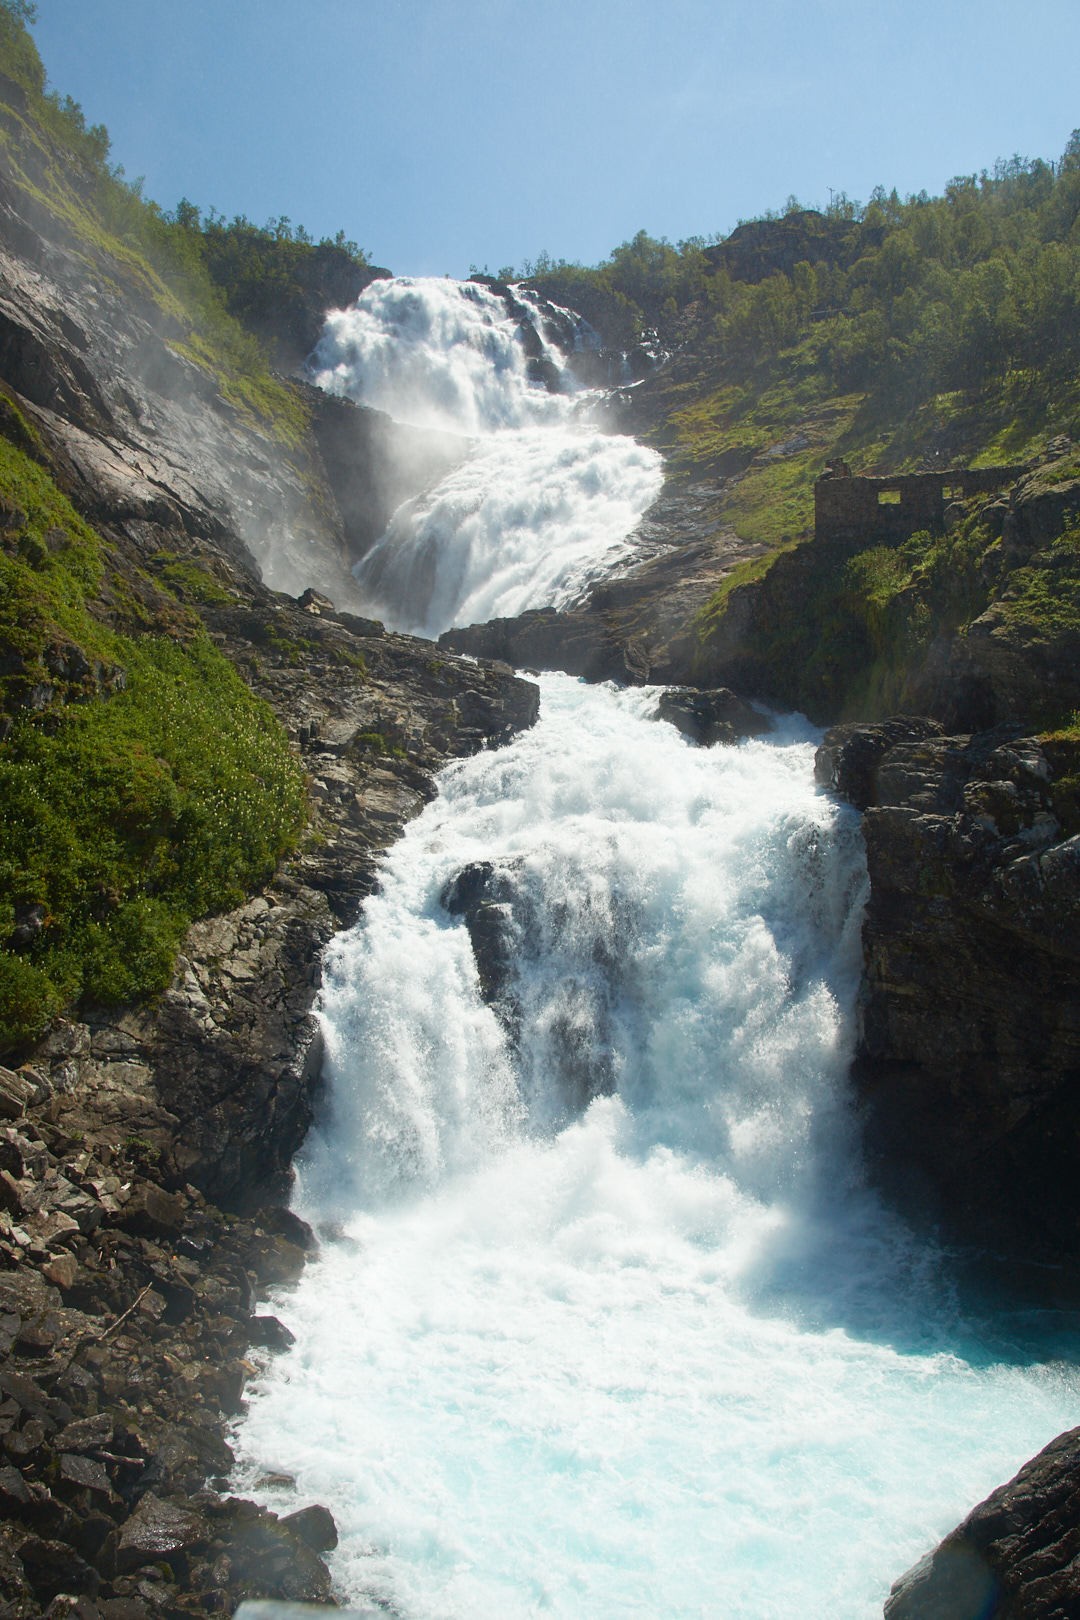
[279,1503,338,1554]
[655,686,772,746]
[248,1315,296,1352]
[112,1492,208,1574]
[441,859,632,1119]
[441,860,527,1015]
[885,1427,1080,1619]
[440,607,653,685]
[16,1535,100,1601]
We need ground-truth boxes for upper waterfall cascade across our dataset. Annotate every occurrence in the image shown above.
[234,676,1080,1620]
[312,277,663,637]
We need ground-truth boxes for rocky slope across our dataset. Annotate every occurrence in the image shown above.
[0,47,539,1615]
[439,472,767,683]
[0,591,537,1616]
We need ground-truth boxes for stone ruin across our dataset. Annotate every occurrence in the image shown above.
[814,459,1028,544]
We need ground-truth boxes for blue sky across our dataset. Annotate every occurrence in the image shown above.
[29,0,1080,278]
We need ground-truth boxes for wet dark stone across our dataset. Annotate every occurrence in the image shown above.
[655,686,771,746]
[248,1315,296,1352]
[885,1427,1080,1619]
[0,1463,31,1506]
[113,1492,207,1574]
[813,715,945,809]
[53,1413,114,1454]
[279,1502,338,1553]
[17,1535,100,1600]
[243,1234,307,1289]
[115,1184,186,1239]
[440,859,528,1015]
[258,1205,318,1253]
[59,1452,113,1496]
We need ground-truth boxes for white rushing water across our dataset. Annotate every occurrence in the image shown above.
[235,677,1080,1620]
[312,277,663,637]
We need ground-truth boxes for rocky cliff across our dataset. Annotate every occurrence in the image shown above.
[884,1429,1080,1620]
[815,719,1080,1269]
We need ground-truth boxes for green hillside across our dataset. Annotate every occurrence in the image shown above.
[526,152,1080,721]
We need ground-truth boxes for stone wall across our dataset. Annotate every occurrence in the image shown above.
[814,463,1028,545]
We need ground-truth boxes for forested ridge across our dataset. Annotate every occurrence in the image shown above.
[526,147,1080,407]
[519,149,1078,546]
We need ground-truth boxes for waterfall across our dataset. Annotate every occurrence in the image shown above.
[234,677,1079,1620]
[311,277,663,637]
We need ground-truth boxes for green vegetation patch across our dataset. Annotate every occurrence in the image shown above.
[0,637,305,1041]
[0,438,305,1053]
[697,540,800,635]
[721,447,821,546]
[151,552,233,605]
[697,481,1080,725]
[354,730,405,759]
[1040,723,1080,835]
[998,523,1080,640]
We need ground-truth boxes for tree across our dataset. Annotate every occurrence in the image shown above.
[0,0,38,24]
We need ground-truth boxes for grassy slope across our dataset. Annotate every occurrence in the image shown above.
[0,405,306,1052]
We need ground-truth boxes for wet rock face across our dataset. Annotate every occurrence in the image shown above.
[440,606,653,685]
[819,721,1080,1261]
[2,611,541,1610]
[437,478,771,691]
[307,385,466,563]
[885,1427,1080,1620]
[441,860,526,1018]
[0,233,360,610]
[813,717,945,809]
[0,595,540,1217]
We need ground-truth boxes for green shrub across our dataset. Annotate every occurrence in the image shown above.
[0,950,61,1051]
[0,635,306,1049]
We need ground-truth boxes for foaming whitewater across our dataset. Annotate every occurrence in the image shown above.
[312,278,663,636]
[234,678,1080,1620]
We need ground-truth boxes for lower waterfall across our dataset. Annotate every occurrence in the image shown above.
[233,676,1079,1620]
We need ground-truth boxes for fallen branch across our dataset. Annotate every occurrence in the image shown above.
[96,1282,154,1342]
